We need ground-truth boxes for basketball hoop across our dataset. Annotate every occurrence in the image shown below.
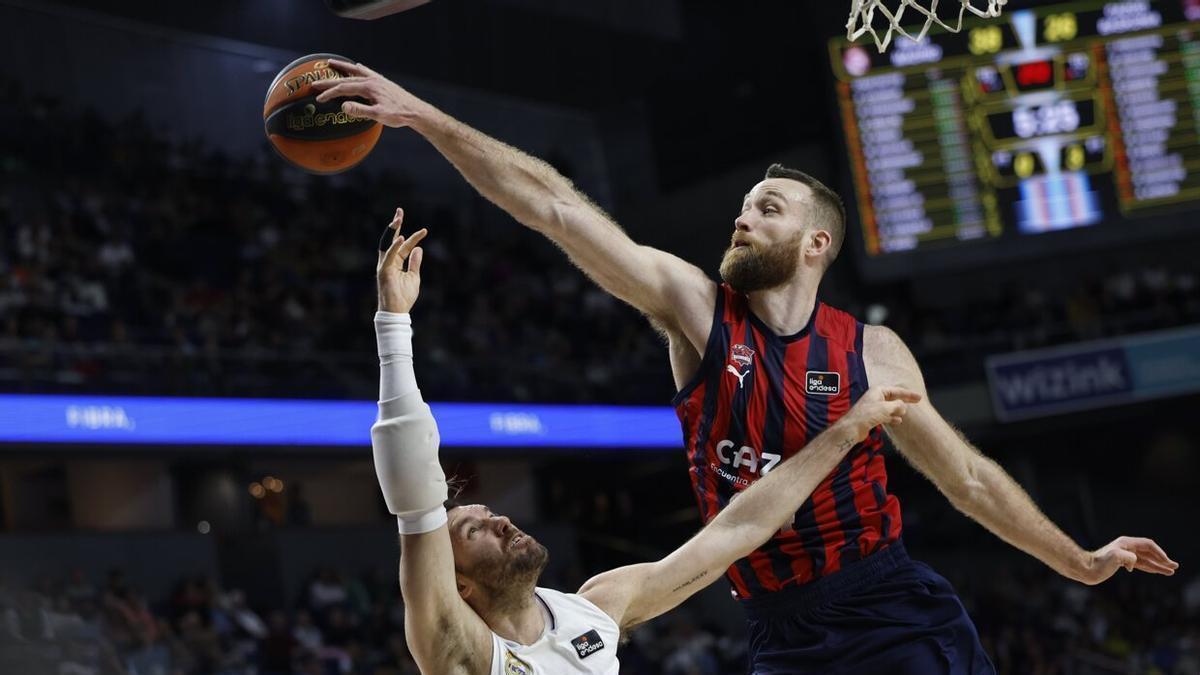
[847,0,1007,52]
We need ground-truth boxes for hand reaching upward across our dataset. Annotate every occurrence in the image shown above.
[377,207,428,314]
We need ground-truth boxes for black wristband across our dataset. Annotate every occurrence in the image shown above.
[379,224,396,252]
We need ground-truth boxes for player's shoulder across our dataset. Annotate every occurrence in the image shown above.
[815,301,862,348]
[861,324,912,360]
[538,587,620,632]
[860,325,926,390]
[538,587,607,615]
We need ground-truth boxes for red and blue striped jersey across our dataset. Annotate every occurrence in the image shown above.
[672,284,901,599]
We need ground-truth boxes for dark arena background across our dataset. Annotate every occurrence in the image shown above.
[1,0,1199,673]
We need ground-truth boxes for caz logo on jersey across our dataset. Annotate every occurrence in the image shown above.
[726,344,756,389]
[570,629,606,660]
[805,370,841,396]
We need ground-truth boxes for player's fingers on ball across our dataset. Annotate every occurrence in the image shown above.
[319,82,371,102]
[328,59,366,76]
[311,76,358,91]
[342,101,377,117]
[313,82,354,101]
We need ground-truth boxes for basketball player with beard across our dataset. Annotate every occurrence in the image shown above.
[370,210,921,674]
[325,64,1178,674]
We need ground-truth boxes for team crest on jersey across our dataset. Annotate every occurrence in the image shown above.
[805,371,841,396]
[570,629,606,660]
[504,650,533,674]
[726,344,756,389]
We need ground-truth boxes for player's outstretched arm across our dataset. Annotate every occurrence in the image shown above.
[371,211,492,674]
[578,386,921,631]
[863,325,1180,585]
[311,61,715,344]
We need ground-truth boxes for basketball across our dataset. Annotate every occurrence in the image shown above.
[263,53,382,174]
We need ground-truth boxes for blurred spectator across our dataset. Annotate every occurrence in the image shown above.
[259,610,297,675]
[0,560,1196,674]
[10,81,1196,405]
[307,569,348,617]
[293,609,324,652]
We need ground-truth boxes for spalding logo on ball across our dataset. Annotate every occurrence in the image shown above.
[263,53,382,174]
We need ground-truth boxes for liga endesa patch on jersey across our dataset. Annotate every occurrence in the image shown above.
[805,371,841,396]
[570,629,606,659]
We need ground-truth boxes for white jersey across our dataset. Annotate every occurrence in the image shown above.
[489,587,619,675]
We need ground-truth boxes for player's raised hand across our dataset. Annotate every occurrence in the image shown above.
[1076,536,1179,585]
[377,207,427,314]
[837,386,922,442]
[311,60,434,128]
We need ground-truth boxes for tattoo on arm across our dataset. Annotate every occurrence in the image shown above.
[670,570,709,594]
[839,438,855,452]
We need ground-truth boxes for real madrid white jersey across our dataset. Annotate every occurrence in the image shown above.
[489,587,619,675]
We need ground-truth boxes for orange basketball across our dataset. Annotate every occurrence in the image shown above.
[263,53,382,175]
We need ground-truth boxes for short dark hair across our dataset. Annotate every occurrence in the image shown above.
[764,163,846,269]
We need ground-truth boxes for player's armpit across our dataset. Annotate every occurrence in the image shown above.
[645,253,718,354]
[577,563,651,633]
[662,324,704,392]
[399,527,493,674]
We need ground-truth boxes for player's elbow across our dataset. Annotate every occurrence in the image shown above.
[372,395,447,518]
[939,460,990,514]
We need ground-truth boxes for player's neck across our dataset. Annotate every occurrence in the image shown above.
[747,275,819,337]
[479,591,545,645]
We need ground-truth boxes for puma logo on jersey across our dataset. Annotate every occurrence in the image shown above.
[726,344,756,388]
[570,630,606,659]
[726,364,750,388]
[805,371,840,396]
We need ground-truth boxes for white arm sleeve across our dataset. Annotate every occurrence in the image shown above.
[376,311,419,400]
[371,312,447,534]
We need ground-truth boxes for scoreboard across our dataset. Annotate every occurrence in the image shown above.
[829,0,1200,275]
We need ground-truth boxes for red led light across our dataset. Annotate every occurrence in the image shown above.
[1015,61,1054,87]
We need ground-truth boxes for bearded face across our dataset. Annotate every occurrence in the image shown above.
[719,230,804,293]
[449,506,551,608]
[468,534,549,596]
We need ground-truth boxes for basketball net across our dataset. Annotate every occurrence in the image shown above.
[847,0,1007,52]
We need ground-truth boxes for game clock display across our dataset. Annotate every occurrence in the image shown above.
[829,0,1200,270]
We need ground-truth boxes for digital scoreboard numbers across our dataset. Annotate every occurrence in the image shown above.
[830,0,1200,264]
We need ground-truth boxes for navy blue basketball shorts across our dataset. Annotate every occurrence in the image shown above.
[741,541,995,675]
